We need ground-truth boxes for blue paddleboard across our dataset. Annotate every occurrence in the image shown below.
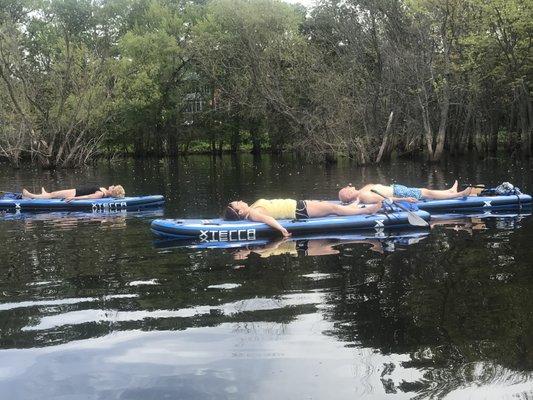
[151,209,431,241]
[0,195,165,212]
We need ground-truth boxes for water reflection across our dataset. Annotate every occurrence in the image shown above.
[0,317,427,400]
[323,220,533,396]
[0,209,163,254]
[431,209,531,232]
[153,211,531,260]
[0,156,533,399]
[1,208,163,223]
[155,229,430,257]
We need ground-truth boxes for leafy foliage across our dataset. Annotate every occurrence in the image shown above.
[0,0,531,167]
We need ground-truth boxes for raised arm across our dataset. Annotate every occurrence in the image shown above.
[247,209,291,237]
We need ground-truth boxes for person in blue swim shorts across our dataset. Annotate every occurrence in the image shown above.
[338,180,472,204]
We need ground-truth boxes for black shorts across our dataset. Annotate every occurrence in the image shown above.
[295,200,309,220]
[75,186,101,196]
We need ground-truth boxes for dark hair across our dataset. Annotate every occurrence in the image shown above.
[223,205,243,220]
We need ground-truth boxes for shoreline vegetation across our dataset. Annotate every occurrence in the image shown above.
[0,0,531,169]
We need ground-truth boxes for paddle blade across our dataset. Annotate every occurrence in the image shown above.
[407,211,429,227]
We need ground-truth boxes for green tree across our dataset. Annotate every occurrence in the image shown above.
[0,0,114,167]
[110,0,201,156]
[190,0,313,155]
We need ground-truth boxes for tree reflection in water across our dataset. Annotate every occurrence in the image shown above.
[0,157,532,398]
[323,217,533,397]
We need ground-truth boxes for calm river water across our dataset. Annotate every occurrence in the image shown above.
[0,155,532,399]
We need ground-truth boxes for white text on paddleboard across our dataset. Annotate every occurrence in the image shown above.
[92,202,127,211]
[199,229,256,242]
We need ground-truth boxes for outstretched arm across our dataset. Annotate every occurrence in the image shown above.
[65,192,105,202]
[390,196,418,203]
[247,209,291,237]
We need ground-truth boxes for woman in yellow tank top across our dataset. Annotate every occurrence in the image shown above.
[223,198,382,237]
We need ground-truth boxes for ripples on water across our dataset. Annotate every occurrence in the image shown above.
[0,156,532,399]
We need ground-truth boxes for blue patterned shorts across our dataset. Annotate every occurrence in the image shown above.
[392,184,422,200]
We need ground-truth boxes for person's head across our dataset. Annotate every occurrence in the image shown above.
[223,200,249,220]
[108,185,125,198]
[338,185,358,203]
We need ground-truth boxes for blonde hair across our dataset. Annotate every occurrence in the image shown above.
[110,185,125,198]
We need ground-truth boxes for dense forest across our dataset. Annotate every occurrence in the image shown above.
[0,0,531,167]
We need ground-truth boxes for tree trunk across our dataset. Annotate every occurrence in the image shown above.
[473,118,482,153]
[432,77,450,161]
[523,81,533,155]
[250,125,261,155]
[419,98,434,159]
[134,129,145,157]
[230,124,240,153]
[507,104,515,152]
[488,115,498,155]
[458,100,473,155]
[375,111,394,163]
[519,95,531,156]
[167,124,178,157]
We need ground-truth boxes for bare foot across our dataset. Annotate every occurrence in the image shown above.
[41,187,48,195]
[22,189,33,199]
[458,187,472,197]
[449,180,458,192]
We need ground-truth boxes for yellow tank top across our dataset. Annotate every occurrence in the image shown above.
[250,199,297,219]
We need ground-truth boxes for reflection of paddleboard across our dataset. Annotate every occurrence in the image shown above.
[429,209,531,232]
[151,210,431,240]
[429,209,532,221]
[1,208,164,221]
[153,229,430,250]
[0,195,164,212]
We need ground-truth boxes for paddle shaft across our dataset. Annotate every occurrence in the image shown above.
[370,189,429,227]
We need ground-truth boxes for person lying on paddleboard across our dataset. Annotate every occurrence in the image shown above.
[22,185,125,201]
[338,180,472,204]
[223,198,382,237]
